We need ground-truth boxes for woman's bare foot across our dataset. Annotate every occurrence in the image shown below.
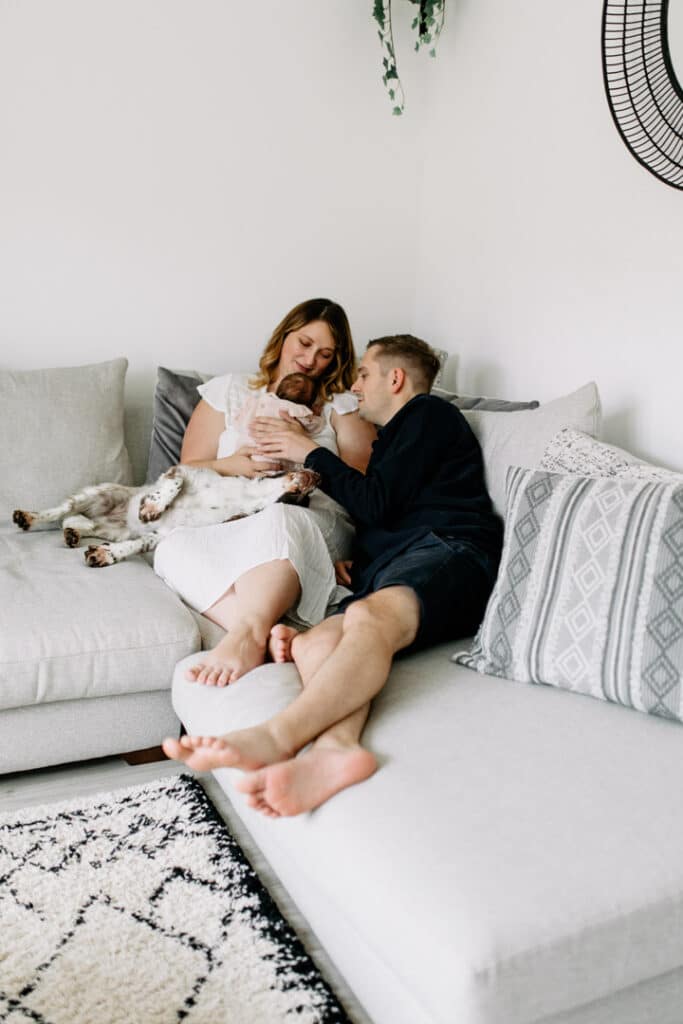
[234,743,378,817]
[267,624,300,664]
[162,723,293,772]
[185,625,267,685]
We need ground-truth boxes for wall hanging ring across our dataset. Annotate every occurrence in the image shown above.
[602,0,683,189]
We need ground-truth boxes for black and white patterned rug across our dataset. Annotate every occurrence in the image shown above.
[0,774,349,1024]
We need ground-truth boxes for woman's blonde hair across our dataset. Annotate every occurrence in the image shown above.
[250,298,356,403]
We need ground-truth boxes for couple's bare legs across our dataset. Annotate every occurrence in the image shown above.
[237,618,375,817]
[184,560,301,685]
[164,587,420,815]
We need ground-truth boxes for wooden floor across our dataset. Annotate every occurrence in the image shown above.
[0,754,371,1024]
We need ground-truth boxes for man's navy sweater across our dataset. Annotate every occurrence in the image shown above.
[304,393,503,592]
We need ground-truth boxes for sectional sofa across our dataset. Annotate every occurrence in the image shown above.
[3,358,683,1024]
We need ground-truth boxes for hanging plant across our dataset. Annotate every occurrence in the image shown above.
[372,0,445,115]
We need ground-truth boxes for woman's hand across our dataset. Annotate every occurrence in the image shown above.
[217,446,282,478]
[250,414,319,464]
[334,560,353,586]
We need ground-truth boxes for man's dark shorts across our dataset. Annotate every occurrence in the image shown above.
[335,533,499,654]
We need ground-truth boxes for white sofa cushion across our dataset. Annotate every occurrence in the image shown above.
[455,466,683,724]
[0,526,200,710]
[0,691,181,774]
[171,646,683,1024]
[0,358,133,518]
[462,382,601,519]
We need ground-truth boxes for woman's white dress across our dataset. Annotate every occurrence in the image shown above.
[153,374,357,626]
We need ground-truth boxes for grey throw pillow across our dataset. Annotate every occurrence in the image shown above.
[433,387,540,412]
[146,367,212,482]
[0,358,132,519]
[454,466,683,725]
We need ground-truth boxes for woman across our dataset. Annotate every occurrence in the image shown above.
[153,298,376,686]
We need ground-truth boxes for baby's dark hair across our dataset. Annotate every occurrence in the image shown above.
[275,372,317,406]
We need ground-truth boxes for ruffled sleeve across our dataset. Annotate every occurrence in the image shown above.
[329,391,359,415]
[197,374,231,412]
[197,373,254,420]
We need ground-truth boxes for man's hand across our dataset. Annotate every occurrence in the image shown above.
[250,415,319,463]
[334,560,353,586]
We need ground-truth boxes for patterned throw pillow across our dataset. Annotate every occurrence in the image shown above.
[541,428,682,482]
[454,467,683,725]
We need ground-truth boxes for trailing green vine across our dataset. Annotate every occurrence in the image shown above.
[372,0,445,115]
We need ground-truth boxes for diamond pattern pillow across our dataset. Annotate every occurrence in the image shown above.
[454,466,683,724]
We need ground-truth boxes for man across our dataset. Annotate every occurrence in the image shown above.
[164,335,502,816]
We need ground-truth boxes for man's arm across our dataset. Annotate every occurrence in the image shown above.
[305,400,459,525]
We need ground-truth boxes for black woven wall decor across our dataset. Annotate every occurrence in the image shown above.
[602,0,683,189]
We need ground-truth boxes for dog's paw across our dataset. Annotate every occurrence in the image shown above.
[13,509,34,531]
[64,527,80,548]
[284,469,321,495]
[138,496,162,523]
[85,544,115,567]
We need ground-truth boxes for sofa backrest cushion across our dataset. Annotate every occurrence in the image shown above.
[455,466,683,725]
[146,367,542,482]
[143,369,601,526]
[0,358,132,519]
[462,382,602,519]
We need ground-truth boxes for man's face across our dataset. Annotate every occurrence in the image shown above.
[351,349,392,426]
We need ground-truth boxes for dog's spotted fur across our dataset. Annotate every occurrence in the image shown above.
[13,465,320,567]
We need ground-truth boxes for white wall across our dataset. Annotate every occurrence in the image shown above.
[2,1,682,474]
[413,0,683,470]
[0,1,423,477]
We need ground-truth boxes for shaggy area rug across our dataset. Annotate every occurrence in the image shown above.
[0,774,349,1024]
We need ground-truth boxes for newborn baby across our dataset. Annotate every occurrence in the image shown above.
[233,372,323,466]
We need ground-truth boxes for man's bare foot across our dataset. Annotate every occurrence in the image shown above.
[161,723,293,772]
[235,743,378,817]
[185,625,267,685]
[267,624,300,664]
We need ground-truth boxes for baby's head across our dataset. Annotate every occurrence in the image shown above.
[275,372,317,407]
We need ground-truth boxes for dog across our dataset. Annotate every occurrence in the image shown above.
[13,464,320,567]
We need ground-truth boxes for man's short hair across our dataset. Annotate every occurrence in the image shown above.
[367,334,441,393]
